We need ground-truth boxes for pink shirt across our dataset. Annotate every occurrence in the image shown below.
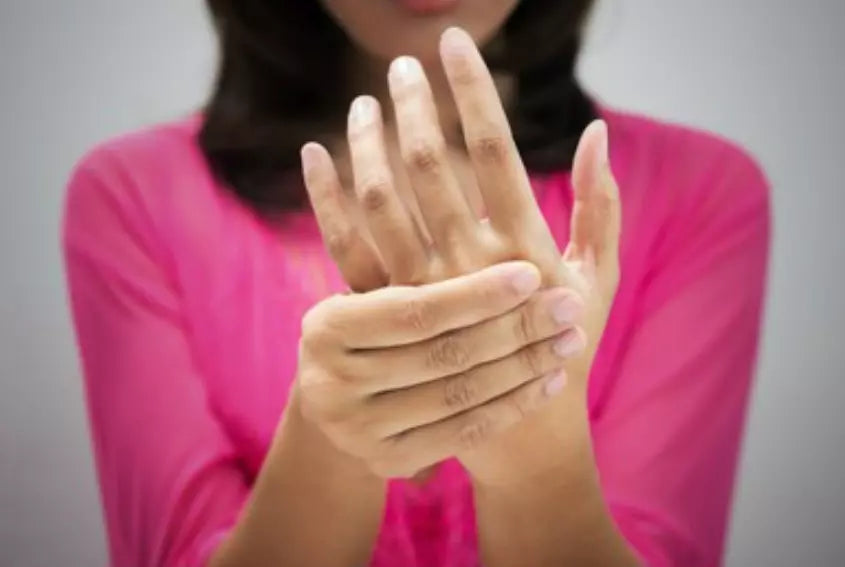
[62,107,769,567]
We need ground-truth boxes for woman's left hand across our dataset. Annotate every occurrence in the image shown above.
[301,27,622,485]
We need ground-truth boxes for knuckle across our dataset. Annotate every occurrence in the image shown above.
[398,297,434,333]
[468,134,510,165]
[325,227,356,261]
[505,390,531,423]
[513,306,537,344]
[457,413,494,452]
[427,333,471,371]
[405,139,445,174]
[517,344,544,377]
[359,177,392,213]
[443,372,478,410]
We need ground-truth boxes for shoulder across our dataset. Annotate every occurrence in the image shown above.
[62,115,233,260]
[602,106,768,193]
[600,106,770,225]
[64,114,209,216]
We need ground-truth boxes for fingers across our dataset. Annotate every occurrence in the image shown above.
[351,286,584,391]
[372,368,567,477]
[567,119,622,268]
[440,27,544,233]
[302,261,543,350]
[348,95,429,284]
[365,327,585,437]
[301,142,389,292]
[387,56,478,261]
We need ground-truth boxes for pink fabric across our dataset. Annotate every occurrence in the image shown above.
[62,107,770,567]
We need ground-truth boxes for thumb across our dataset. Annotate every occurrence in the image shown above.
[565,119,621,268]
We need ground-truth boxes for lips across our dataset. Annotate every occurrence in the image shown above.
[392,0,460,16]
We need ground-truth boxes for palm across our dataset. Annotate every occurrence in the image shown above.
[301,27,621,482]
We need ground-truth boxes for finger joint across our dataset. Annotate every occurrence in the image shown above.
[359,177,393,213]
[518,344,544,378]
[405,139,445,175]
[398,298,434,334]
[443,372,478,410]
[427,333,471,372]
[505,390,530,423]
[325,227,356,261]
[448,57,478,87]
[468,134,510,165]
[457,414,493,452]
[513,305,537,345]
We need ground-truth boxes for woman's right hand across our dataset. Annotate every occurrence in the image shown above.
[296,261,585,479]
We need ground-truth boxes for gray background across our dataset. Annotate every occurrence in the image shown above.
[1,1,843,565]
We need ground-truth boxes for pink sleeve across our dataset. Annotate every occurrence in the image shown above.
[593,150,770,566]
[62,152,248,567]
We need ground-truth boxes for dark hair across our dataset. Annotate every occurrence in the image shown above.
[200,1,597,212]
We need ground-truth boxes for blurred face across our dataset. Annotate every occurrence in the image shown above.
[319,0,520,64]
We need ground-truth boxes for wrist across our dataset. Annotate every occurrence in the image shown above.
[279,388,381,485]
[467,389,594,489]
[218,389,385,567]
[472,450,637,567]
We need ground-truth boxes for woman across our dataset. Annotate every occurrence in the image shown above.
[63,1,770,566]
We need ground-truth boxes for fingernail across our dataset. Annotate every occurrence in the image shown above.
[554,330,586,358]
[543,371,567,397]
[390,56,423,86]
[594,119,609,166]
[441,27,473,57]
[551,293,583,325]
[300,143,322,172]
[351,96,377,126]
[507,265,541,295]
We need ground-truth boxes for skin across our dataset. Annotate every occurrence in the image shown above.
[212,3,640,566]
[303,24,639,567]
[296,263,579,480]
[319,0,519,65]
[212,262,574,567]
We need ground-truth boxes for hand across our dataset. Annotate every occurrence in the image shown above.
[296,262,585,479]
[301,27,621,483]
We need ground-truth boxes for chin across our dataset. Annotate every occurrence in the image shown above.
[321,0,519,64]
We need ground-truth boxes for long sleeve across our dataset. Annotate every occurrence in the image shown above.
[62,152,248,566]
[593,149,771,566]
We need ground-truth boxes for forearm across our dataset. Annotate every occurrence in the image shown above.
[210,393,385,567]
[472,393,639,567]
